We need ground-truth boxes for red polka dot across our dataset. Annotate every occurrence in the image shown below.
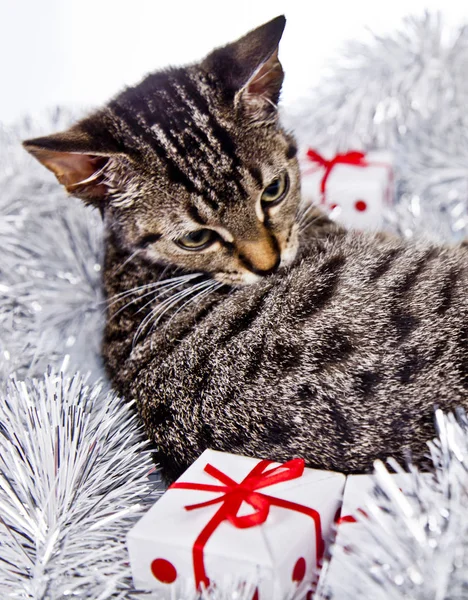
[306,592,314,600]
[330,203,339,210]
[292,557,306,582]
[151,558,177,583]
[355,200,367,212]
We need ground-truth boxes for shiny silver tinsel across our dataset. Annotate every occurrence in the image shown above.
[0,108,105,383]
[318,409,468,599]
[0,366,156,599]
[284,12,468,242]
[287,12,468,150]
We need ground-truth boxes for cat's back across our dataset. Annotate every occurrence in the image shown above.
[106,231,468,479]
[125,230,468,376]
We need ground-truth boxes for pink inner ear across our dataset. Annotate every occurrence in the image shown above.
[40,151,105,187]
[245,49,282,98]
[27,147,109,198]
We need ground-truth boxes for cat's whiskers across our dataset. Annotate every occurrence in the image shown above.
[150,279,215,326]
[133,279,195,317]
[296,200,315,220]
[165,280,223,328]
[133,278,216,344]
[133,286,194,344]
[295,203,330,240]
[111,280,209,327]
[297,215,324,237]
[106,273,203,309]
[296,202,320,229]
[110,280,189,322]
[105,282,162,310]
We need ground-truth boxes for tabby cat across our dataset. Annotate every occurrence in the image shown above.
[24,16,468,482]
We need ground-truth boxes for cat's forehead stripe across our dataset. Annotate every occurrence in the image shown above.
[109,100,198,197]
[109,68,252,207]
[174,72,240,165]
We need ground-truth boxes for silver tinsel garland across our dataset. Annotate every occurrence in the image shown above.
[286,12,468,150]
[318,410,468,599]
[284,12,468,242]
[0,366,156,599]
[3,11,468,599]
[0,109,104,383]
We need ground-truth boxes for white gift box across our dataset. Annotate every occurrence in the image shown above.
[127,449,345,599]
[300,149,394,231]
[321,473,418,596]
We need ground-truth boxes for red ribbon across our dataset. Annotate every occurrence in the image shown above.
[170,458,324,590]
[337,508,368,525]
[306,149,369,204]
[336,515,357,524]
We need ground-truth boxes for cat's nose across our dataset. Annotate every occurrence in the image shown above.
[237,234,281,276]
[243,254,281,276]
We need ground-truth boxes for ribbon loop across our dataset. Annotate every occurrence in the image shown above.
[305,148,368,204]
[226,490,271,528]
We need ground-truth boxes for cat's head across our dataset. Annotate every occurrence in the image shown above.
[24,16,301,286]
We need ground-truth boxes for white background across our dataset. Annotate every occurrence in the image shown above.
[1,0,468,124]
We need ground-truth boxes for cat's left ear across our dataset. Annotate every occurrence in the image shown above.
[23,121,124,205]
[204,15,286,124]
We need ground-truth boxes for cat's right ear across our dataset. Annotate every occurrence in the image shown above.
[203,16,286,124]
[23,124,122,205]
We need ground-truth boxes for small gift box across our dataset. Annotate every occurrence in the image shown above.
[321,472,417,596]
[300,149,394,231]
[127,449,345,599]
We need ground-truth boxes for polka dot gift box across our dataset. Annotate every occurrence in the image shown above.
[319,472,428,598]
[300,149,394,231]
[127,449,345,598]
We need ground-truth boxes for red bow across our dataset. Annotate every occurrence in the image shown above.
[306,149,368,204]
[170,458,324,590]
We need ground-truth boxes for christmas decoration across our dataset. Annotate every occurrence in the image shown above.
[321,472,426,596]
[285,11,468,242]
[127,449,345,598]
[300,149,394,230]
[0,366,157,599]
[316,409,468,600]
[0,108,104,384]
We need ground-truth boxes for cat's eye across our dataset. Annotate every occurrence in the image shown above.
[261,172,289,206]
[176,229,216,251]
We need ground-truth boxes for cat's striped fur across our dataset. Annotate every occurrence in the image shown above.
[24,17,468,482]
[102,215,468,481]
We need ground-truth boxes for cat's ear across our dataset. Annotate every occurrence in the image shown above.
[23,123,122,205]
[203,15,286,123]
